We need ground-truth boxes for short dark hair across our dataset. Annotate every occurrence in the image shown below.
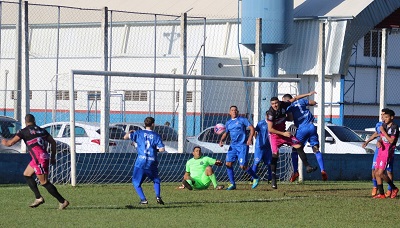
[381,108,390,114]
[385,109,395,117]
[25,114,35,123]
[270,97,279,102]
[282,94,293,100]
[229,105,238,110]
[193,146,201,152]
[144,117,155,127]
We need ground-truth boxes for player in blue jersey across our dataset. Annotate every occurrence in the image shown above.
[362,108,395,197]
[219,105,260,190]
[282,91,328,182]
[124,117,166,205]
[251,111,273,182]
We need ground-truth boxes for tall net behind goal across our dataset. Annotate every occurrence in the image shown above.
[50,70,300,185]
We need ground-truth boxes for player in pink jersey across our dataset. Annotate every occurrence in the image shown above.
[1,114,69,209]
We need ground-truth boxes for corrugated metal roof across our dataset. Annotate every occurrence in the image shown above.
[5,0,383,19]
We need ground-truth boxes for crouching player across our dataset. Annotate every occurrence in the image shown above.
[373,109,399,199]
[181,146,224,190]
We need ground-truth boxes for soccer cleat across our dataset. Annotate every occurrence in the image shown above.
[215,185,224,190]
[306,166,318,173]
[321,171,328,181]
[390,188,399,199]
[252,178,260,189]
[58,200,69,210]
[156,197,164,205]
[139,200,148,205]
[373,194,386,199]
[371,187,378,196]
[182,180,193,190]
[226,184,236,190]
[385,190,392,198]
[29,197,45,208]
[271,179,277,189]
[290,172,299,182]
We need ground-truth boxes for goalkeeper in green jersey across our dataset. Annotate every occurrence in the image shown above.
[181,146,225,190]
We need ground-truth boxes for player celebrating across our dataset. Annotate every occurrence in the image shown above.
[251,111,273,183]
[219,105,259,190]
[267,97,317,189]
[362,108,395,197]
[124,117,166,205]
[181,146,224,190]
[373,109,399,199]
[1,114,69,209]
[282,91,328,182]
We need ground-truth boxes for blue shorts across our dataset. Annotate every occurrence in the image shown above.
[226,144,249,166]
[254,145,272,166]
[132,167,160,187]
[296,123,319,147]
[372,147,394,172]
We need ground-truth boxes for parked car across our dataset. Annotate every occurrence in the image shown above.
[41,122,133,153]
[0,116,22,153]
[0,116,71,154]
[187,123,375,154]
[111,122,179,153]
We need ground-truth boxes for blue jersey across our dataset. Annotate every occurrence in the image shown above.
[225,116,251,145]
[287,99,315,128]
[129,129,165,170]
[255,119,269,148]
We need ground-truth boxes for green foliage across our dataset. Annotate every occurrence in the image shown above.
[0,182,398,227]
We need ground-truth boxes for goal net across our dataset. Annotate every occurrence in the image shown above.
[49,70,300,185]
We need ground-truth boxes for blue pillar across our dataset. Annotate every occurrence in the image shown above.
[260,53,278,114]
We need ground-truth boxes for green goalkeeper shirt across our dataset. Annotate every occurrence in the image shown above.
[185,156,216,179]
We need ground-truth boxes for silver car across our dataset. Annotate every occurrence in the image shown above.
[0,116,22,153]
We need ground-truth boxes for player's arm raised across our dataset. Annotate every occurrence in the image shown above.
[289,91,316,103]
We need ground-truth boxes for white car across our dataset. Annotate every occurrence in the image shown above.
[111,122,179,153]
[41,122,133,153]
[186,123,375,154]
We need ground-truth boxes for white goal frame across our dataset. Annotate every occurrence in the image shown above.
[69,70,301,186]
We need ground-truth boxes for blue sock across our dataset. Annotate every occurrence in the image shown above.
[388,184,392,191]
[315,151,325,171]
[292,150,298,173]
[133,185,146,201]
[246,167,259,179]
[251,164,258,180]
[372,179,377,188]
[226,167,235,185]
[153,178,161,198]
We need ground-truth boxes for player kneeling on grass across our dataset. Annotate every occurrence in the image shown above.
[124,117,166,205]
[181,146,224,190]
[1,114,69,210]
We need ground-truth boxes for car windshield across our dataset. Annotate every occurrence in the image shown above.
[327,125,364,142]
[96,127,126,140]
[154,126,178,141]
[0,119,22,138]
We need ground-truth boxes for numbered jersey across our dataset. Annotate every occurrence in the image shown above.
[130,129,165,170]
[287,99,315,128]
[16,125,50,163]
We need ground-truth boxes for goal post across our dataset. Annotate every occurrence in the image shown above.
[64,70,301,186]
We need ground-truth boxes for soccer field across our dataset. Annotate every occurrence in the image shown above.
[0,181,398,227]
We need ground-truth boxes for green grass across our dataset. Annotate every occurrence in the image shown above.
[0,181,398,227]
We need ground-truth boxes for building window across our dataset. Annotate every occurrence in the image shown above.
[364,31,381,57]
[57,90,77,100]
[125,90,147,101]
[88,91,101,101]
[176,91,193,103]
[11,90,32,100]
